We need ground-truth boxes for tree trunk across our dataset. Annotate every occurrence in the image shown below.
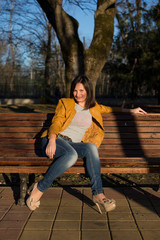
[7,0,15,93]
[37,0,116,96]
[85,0,116,93]
[44,23,52,102]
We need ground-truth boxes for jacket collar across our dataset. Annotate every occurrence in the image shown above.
[64,98,103,128]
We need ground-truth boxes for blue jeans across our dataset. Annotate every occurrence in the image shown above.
[38,136,103,196]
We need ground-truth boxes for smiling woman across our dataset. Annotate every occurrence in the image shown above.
[70,75,96,109]
[73,83,87,108]
[26,74,147,213]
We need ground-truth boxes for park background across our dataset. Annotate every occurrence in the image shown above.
[0,0,160,108]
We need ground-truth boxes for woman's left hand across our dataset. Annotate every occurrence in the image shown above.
[130,107,147,115]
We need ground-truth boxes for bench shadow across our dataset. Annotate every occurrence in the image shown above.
[52,182,100,214]
[1,173,37,205]
[6,106,36,113]
[2,173,20,203]
[102,111,160,214]
[34,113,54,157]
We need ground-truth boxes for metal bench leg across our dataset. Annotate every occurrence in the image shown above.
[18,173,28,206]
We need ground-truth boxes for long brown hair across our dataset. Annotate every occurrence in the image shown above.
[70,75,96,109]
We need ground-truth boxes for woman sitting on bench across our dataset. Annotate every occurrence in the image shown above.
[26,75,147,213]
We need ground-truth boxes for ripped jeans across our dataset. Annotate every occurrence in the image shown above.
[38,135,103,196]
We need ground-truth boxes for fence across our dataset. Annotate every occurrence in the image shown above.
[0,71,159,104]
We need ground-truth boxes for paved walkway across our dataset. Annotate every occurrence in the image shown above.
[0,186,160,240]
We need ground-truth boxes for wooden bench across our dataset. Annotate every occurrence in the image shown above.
[0,112,160,205]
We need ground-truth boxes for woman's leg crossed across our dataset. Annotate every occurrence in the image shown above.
[38,136,78,192]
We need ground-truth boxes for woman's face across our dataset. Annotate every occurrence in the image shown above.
[73,83,87,107]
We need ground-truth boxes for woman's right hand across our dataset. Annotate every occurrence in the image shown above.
[45,135,57,159]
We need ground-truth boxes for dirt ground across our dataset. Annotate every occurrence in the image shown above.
[0,173,159,191]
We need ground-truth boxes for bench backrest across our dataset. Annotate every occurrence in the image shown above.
[0,112,160,174]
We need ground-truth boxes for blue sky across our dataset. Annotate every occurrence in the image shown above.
[76,10,94,43]
[76,10,95,45]
[63,0,159,47]
[63,3,96,46]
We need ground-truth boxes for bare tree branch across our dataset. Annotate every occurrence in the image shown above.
[96,0,116,16]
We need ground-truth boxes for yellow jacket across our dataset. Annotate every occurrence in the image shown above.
[41,98,122,147]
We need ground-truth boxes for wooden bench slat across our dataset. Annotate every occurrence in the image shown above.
[0,158,83,166]
[1,120,160,128]
[0,139,36,144]
[0,113,54,121]
[1,126,160,133]
[0,121,45,127]
[0,166,85,174]
[0,133,37,138]
[0,150,42,157]
[1,149,160,158]
[99,149,160,156]
[1,120,160,127]
[0,157,160,166]
[100,157,160,165]
[103,121,160,127]
[1,132,160,139]
[102,113,160,120]
[0,166,159,174]
[0,160,52,166]
[0,127,46,133]
[0,112,160,120]
[0,138,160,145]
[0,145,38,150]
[99,144,160,150]
[1,144,160,151]
[100,167,160,174]
[104,126,160,133]
[104,132,160,138]
[101,138,160,145]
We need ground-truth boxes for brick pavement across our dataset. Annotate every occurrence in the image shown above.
[0,186,160,240]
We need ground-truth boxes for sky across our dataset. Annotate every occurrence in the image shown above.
[1,0,158,67]
[63,2,96,46]
[75,10,95,46]
[63,0,159,47]
[76,10,94,43]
